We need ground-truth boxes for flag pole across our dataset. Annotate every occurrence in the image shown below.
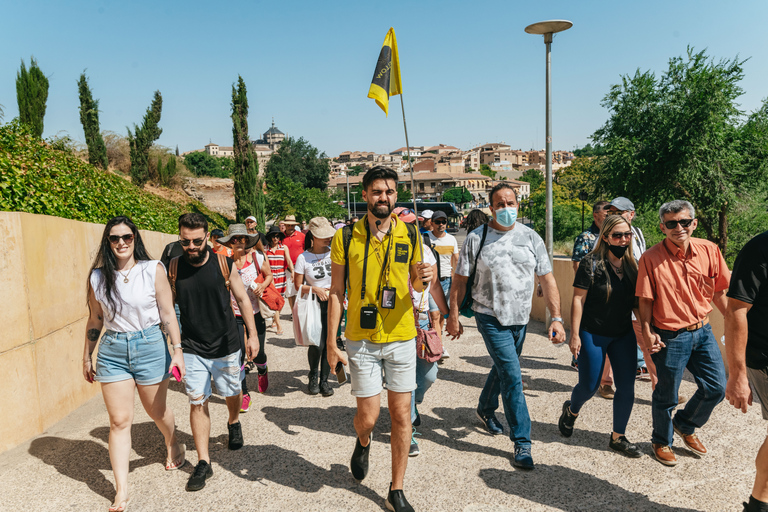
[399,95,424,265]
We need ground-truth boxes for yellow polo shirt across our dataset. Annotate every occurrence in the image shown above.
[331,214,420,343]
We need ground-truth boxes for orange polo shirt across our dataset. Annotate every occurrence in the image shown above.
[636,237,730,331]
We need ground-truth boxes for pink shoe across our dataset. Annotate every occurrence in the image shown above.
[257,365,269,393]
[240,393,251,413]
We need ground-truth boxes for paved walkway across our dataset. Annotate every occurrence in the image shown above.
[0,315,761,511]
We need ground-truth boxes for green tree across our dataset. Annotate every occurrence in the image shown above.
[519,168,544,193]
[159,154,177,186]
[397,185,412,202]
[347,165,364,176]
[127,91,163,189]
[442,187,472,205]
[591,48,768,256]
[478,164,496,179]
[183,151,233,178]
[265,175,346,222]
[265,136,330,190]
[231,75,264,229]
[16,57,49,138]
[77,72,108,170]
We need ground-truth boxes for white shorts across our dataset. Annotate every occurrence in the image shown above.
[346,338,416,398]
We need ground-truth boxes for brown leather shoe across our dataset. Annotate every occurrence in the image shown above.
[652,443,678,466]
[674,425,706,456]
[678,393,688,404]
[598,385,615,400]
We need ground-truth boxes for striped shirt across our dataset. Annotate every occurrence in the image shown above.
[266,244,290,295]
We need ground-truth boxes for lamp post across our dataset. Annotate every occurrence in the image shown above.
[579,190,588,232]
[525,19,573,266]
[352,192,357,218]
[346,172,351,220]
[528,198,535,228]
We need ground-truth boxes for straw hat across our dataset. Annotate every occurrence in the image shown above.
[218,224,259,248]
[283,215,300,226]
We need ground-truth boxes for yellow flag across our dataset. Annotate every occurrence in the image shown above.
[367,27,402,116]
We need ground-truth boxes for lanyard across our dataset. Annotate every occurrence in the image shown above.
[360,218,393,301]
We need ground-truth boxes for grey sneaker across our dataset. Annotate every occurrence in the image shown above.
[409,427,420,457]
[512,445,534,470]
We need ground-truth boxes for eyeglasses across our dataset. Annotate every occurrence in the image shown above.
[663,219,695,229]
[179,237,207,247]
[108,234,134,244]
[433,219,447,225]
[610,232,633,240]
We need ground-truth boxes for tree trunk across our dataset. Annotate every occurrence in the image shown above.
[718,204,728,255]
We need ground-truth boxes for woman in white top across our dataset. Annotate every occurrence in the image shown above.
[294,217,338,397]
[83,216,185,512]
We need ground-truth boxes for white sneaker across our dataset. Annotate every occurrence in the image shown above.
[441,348,450,360]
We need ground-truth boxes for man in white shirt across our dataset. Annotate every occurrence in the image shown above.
[428,211,458,348]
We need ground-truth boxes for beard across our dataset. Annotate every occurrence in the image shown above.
[369,201,393,219]
[183,246,207,265]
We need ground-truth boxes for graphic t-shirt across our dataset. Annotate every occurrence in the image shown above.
[728,230,768,368]
[428,231,459,277]
[295,250,333,289]
[456,222,551,326]
[173,249,240,359]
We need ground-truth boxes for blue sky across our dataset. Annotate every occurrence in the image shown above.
[2,0,767,157]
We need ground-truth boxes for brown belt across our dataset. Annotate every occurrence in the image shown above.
[654,317,709,337]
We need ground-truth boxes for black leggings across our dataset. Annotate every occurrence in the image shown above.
[308,301,333,380]
[237,313,267,394]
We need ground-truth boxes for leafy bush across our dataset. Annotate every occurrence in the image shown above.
[183,151,233,178]
[0,120,229,233]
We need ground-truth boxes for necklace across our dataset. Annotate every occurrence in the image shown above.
[609,260,623,276]
[117,262,136,283]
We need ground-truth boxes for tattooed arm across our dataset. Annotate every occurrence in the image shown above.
[156,263,185,379]
[83,285,104,383]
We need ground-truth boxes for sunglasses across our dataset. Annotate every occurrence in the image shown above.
[230,236,250,244]
[108,234,134,244]
[179,237,207,247]
[607,210,626,216]
[663,219,695,229]
[433,219,447,225]
[610,232,633,240]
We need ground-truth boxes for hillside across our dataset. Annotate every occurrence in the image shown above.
[0,121,230,233]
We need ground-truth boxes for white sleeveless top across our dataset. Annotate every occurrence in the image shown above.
[90,260,163,332]
[230,254,262,317]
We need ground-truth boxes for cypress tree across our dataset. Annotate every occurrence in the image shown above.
[163,155,177,186]
[127,91,162,189]
[231,75,264,229]
[77,72,109,170]
[175,145,179,157]
[16,57,49,138]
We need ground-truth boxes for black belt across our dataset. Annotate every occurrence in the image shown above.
[440,277,451,281]
[653,317,709,338]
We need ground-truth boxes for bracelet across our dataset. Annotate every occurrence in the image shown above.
[172,343,182,350]
[551,317,564,323]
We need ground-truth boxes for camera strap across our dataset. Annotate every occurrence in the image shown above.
[361,217,394,302]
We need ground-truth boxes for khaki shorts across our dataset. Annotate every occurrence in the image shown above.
[747,367,768,420]
[346,338,416,398]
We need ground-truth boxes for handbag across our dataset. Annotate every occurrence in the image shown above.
[459,223,488,318]
[410,281,443,363]
[255,273,285,312]
[295,289,322,347]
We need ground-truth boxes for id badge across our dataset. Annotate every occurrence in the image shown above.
[381,286,396,309]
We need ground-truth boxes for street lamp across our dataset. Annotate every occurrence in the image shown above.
[525,19,573,266]
[579,190,588,232]
[351,192,357,218]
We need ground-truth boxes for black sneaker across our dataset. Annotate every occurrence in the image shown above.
[308,371,320,395]
[186,460,213,492]
[475,408,504,435]
[609,435,642,458]
[319,380,334,397]
[350,434,371,481]
[558,400,577,437]
[228,421,243,450]
[412,404,421,427]
[385,483,415,512]
[512,445,534,470]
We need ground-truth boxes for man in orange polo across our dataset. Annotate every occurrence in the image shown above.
[636,199,730,467]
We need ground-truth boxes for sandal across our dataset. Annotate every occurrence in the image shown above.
[108,498,131,512]
[165,443,186,471]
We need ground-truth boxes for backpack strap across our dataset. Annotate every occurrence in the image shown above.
[168,256,180,302]
[217,253,231,291]
[342,225,354,290]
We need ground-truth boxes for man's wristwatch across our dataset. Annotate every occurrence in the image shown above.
[551,317,564,323]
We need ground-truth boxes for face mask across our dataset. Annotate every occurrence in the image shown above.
[608,245,628,258]
[495,207,517,227]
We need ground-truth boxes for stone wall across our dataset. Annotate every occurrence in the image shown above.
[0,212,175,453]
[530,257,727,364]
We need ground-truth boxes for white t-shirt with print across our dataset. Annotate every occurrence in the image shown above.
[456,222,551,326]
[411,243,437,313]
[428,231,458,277]
[295,250,332,289]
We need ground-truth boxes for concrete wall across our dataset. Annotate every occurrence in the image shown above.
[530,258,727,364]
[0,212,176,453]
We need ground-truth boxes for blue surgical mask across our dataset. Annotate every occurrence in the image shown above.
[495,206,517,227]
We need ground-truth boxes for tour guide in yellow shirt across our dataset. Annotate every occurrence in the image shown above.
[327,166,433,512]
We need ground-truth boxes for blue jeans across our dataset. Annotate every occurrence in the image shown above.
[411,319,439,423]
[475,313,530,447]
[650,324,726,446]
[570,329,637,434]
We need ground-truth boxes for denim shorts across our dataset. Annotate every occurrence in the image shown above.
[346,338,416,398]
[94,324,171,386]
[183,350,242,404]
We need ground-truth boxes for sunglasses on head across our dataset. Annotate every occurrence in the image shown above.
[663,219,694,229]
[108,234,134,244]
[179,237,207,247]
[609,231,633,240]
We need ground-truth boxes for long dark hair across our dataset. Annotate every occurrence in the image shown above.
[87,216,152,320]
[465,209,488,233]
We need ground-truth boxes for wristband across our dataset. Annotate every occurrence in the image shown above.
[172,343,182,350]
[551,317,564,323]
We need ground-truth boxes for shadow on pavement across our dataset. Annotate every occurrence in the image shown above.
[478,465,699,512]
[89,422,196,471]
[261,405,395,442]
[215,444,384,508]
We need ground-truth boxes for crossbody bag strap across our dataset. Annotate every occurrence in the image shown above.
[168,256,180,302]
[467,223,489,289]
[217,253,231,291]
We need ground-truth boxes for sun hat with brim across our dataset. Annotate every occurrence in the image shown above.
[308,217,336,239]
[218,224,259,248]
[393,207,417,224]
[266,225,285,240]
[283,215,300,225]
